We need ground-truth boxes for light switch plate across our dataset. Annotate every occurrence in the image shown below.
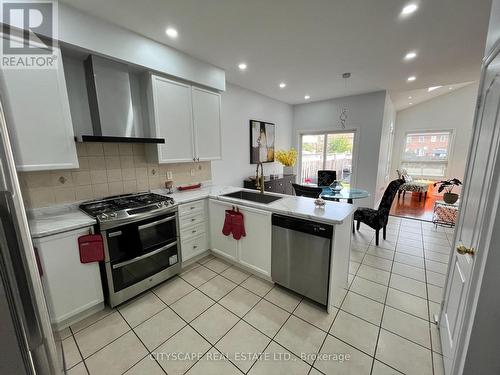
[190,169,195,176]
[166,171,173,180]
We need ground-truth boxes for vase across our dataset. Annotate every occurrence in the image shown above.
[443,192,459,204]
[283,166,294,175]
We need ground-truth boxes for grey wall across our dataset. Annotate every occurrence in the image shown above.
[293,91,387,208]
[211,84,293,186]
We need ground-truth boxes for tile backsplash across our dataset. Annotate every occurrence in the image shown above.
[19,142,211,208]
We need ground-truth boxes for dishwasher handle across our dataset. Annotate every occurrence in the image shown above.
[271,214,333,239]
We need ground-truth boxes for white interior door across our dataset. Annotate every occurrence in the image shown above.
[440,48,500,374]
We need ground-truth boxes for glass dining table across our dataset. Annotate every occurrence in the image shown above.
[320,186,370,204]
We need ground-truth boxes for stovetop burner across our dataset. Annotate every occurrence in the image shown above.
[79,192,175,224]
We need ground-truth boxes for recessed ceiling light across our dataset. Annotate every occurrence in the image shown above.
[407,76,416,82]
[304,95,310,100]
[409,102,413,105]
[449,87,453,90]
[279,82,287,88]
[408,96,413,99]
[165,27,178,39]
[238,63,247,71]
[428,86,442,92]
[401,3,418,16]
[404,51,417,60]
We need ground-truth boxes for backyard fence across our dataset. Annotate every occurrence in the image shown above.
[300,154,352,183]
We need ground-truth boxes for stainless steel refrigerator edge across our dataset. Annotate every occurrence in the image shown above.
[0,95,63,373]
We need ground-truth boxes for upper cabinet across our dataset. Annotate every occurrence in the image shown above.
[192,87,222,161]
[148,76,195,163]
[0,45,79,171]
[147,74,222,163]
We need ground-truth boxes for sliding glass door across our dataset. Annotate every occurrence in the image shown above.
[299,131,355,185]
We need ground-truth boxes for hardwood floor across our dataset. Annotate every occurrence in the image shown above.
[390,191,440,222]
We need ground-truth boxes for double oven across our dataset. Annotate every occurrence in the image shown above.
[99,208,181,307]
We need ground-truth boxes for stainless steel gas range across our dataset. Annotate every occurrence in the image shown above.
[79,192,180,307]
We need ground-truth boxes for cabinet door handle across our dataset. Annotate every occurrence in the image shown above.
[192,230,196,234]
[191,218,196,222]
[193,245,198,249]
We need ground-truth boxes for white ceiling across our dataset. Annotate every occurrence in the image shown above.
[391,81,474,110]
[61,0,491,106]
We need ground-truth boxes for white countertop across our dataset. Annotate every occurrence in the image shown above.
[153,185,355,225]
[28,203,97,239]
[28,184,355,238]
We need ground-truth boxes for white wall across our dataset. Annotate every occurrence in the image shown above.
[212,83,293,186]
[391,84,478,183]
[293,91,387,208]
[376,94,396,205]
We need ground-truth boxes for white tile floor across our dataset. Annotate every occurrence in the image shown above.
[61,216,453,375]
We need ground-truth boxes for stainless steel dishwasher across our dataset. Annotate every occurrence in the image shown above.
[271,214,333,306]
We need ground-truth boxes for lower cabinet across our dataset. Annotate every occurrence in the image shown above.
[208,199,271,277]
[33,227,104,328]
[178,200,209,262]
[208,199,238,261]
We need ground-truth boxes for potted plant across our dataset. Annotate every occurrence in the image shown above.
[275,148,298,175]
[434,178,462,204]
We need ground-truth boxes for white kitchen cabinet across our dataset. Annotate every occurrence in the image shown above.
[147,74,222,163]
[208,199,271,277]
[0,43,79,171]
[238,206,272,277]
[208,199,238,261]
[181,233,208,262]
[147,75,195,163]
[179,200,208,262]
[33,227,104,329]
[192,87,222,161]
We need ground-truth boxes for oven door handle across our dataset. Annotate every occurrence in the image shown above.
[112,241,177,269]
[137,215,176,231]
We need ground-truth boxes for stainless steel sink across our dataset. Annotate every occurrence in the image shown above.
[222,190,283,204]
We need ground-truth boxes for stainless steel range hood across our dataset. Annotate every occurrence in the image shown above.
[81,55,164,144]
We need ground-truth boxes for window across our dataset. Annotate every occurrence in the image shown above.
[401,131,452,178]
[299,132,355,185]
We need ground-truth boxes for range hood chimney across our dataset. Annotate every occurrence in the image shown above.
[81,55,164,144]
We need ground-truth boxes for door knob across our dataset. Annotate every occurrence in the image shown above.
[456,245,475,256]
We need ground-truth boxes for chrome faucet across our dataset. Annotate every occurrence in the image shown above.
[255,162,265,194]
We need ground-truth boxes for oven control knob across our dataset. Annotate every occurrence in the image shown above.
[100,213,108,220]
[162,201,168,206]
[110,212,117,218]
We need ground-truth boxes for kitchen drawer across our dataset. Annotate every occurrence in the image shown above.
[179,200,205,216]
[180,222,206,241]
[179,211,206,229]
[181,233,208,262]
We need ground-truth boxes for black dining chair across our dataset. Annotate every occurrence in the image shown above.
[353,179,405,246]
[292,183,323,198]
[317,170,337,186]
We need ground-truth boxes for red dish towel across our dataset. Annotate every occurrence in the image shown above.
[78,234,104,263]
[221,208,246,240]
